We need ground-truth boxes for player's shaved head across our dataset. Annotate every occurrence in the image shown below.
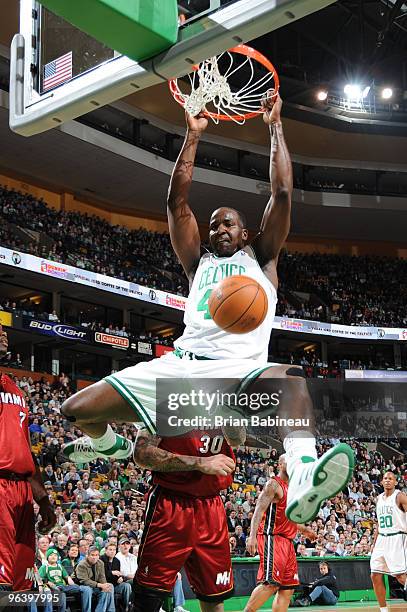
[208,207,249,257]
[277,453,288,479]
[210,207,247,229]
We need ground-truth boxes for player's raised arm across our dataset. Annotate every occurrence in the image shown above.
[134,428,235,476]
[246,479,283,555]
[167,112,207,280]
[251,92,293,268]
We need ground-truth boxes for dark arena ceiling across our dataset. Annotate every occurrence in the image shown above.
[258,1,406,90]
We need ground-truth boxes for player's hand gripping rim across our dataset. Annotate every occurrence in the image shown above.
[261,89,282,126]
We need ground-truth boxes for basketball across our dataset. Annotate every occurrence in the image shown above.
[208,275,268,334]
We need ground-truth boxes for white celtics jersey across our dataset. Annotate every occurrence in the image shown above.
[376,490,407,535]
[175,246,277,361]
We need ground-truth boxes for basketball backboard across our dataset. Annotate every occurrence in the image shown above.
[10,0,337,136]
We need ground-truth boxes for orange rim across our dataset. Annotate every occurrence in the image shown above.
[168,44,279,122]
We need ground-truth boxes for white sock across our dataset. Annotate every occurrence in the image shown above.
[91,425,117,451]
[380,607,388,612]
[283,430,317,478]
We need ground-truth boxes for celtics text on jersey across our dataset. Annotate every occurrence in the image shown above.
[175,246,277,361]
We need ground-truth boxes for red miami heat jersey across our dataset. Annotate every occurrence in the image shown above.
[0,373,35,476]
[258,476,297,539]
[153,431,234,497]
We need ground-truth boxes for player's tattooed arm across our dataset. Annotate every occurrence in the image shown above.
[134,429,196,471]
[246,479,283,555]
[251,92,292,269]
[134,428,235,475]
[222,424,246,448]
[167,112,207,279]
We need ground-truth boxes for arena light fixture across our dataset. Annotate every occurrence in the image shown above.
[316,90,328,101]
[344,84,361,99]
[381,87,393,99]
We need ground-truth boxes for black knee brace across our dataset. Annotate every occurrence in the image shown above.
[132,581,166,612]
[286,366,306,378]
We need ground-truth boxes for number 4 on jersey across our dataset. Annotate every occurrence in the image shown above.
[197,289,212,319]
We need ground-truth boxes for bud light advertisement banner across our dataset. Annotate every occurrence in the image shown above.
[22,318,89,342]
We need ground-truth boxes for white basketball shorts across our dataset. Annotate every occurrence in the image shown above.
[104,348,277,434]
[370,533,407,575]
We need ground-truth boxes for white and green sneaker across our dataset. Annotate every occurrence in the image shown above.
[286,443,355,524]
[63,435,133,463]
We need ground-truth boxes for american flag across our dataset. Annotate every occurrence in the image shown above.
[43,51,73,92]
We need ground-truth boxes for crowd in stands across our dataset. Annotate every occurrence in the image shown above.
[277,251,407,327]
[0,186,186,295]
[309,179,345,191]
[308,179,370,193]
[0,347,23,368]
[272,350,398,374]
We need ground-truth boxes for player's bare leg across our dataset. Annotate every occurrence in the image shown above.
[371,573,388,609]
[244,583,278,611]
[394,572,407,586]
[248,365,354,523]
[394,573,407,600]
[61,381,138,462]
[272,588,294,612]
[199,602,224,612]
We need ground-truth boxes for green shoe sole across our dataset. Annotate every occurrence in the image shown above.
[286,443,355,523]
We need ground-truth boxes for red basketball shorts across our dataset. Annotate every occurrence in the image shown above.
[0,479,35,590]
[136,485,234,601]
[257,533,299,588]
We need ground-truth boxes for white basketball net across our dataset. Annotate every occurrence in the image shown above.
[175,51,276,125]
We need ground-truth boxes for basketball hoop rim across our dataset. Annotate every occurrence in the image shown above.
[168,44,279,122]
